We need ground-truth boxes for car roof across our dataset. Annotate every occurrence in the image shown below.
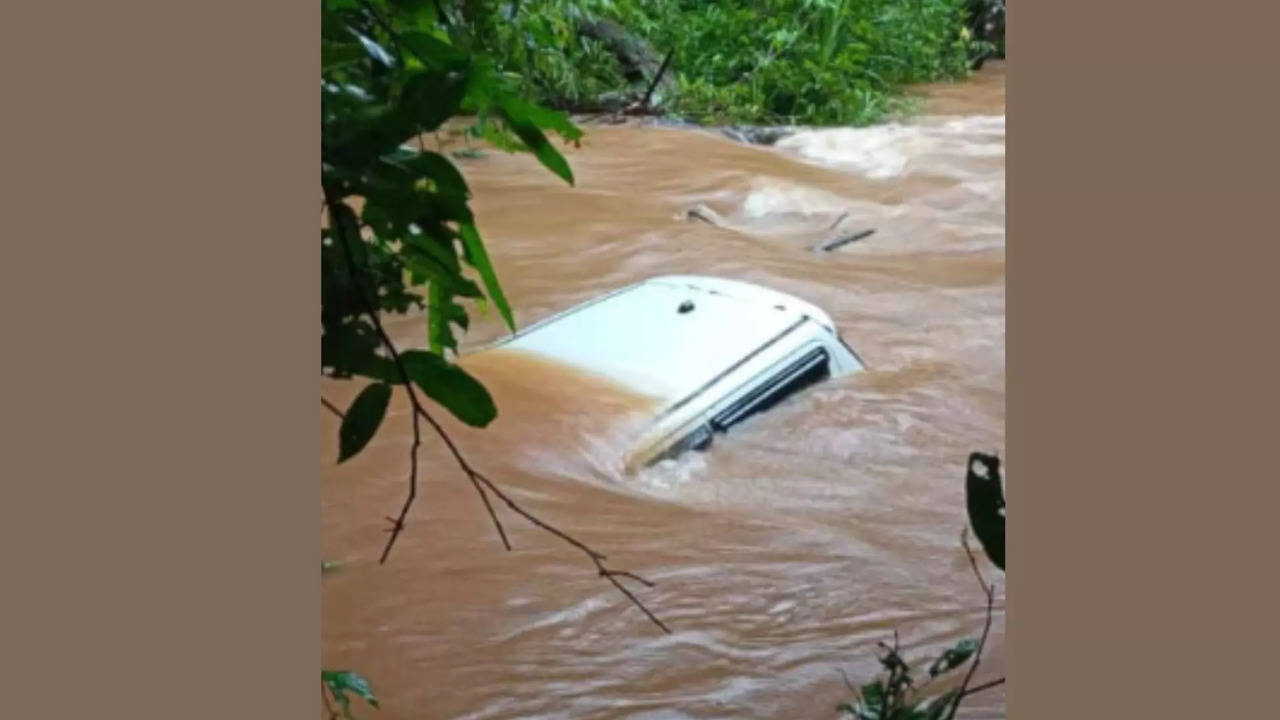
[489,275,836,403]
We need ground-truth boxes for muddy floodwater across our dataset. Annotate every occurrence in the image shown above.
[322,63,1006,719]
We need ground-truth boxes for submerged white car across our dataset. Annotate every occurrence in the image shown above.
[480,275,865,470]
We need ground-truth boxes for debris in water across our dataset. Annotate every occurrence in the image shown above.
[451,147,485,160]
[720,125,799,146]
[812,228,876,253]
[683,203,730,227]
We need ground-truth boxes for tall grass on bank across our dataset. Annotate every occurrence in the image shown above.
[457,0,991,126]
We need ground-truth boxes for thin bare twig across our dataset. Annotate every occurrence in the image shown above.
[321,397,345,419]
[943,533,999,720]
[608,570,657,588]
[380,408,422,563]
[468,472,510,550]
[415,404,670,633]
[960,528,990,591]
[959,676,1005,698]
[837,667,858,694]
[324,195,426,565]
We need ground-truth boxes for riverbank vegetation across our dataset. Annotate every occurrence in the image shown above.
[438,0,1004,126]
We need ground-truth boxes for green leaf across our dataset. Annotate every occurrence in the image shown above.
[426,282,468,354]
[399,68,470,133]
[354,356,400,385]
[323,41,366,71]
[381,148,470,198]
[352,29,395,68]
[403,245,477,293]
[861,680,886,715]
[498,97,575,185]
[427,282,447,354]
[327,200,367,269]
[399,230,483,300]
[322,319,382,379]
[458,222,515,331]
[322,670,380,719]
[928,638,979,677]
[400,350,496,427]
[503,117,574,185]
[400,30,467,70]
[498,95,582,142]
[965,452,1005,570]
[339,383,393,462]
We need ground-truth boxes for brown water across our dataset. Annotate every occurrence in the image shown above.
[322,63,1006,719]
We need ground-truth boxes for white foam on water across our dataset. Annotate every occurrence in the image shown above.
[774,114,1005,179]
[738,181,860,218]
[634,451,710,493]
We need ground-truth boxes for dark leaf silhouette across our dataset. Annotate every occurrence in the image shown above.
[338,383,392,462]
[965,451,1005,570]
[400,350,496,427]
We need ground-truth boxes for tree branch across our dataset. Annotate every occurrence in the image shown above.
[943,532,999,720]
[961,527,990,590]
[958,676,1005,699]
[322,192,669,633]
[324,193,427,564]
[413,404,670,633]
[641,49,674,108]
[321,396,345,419]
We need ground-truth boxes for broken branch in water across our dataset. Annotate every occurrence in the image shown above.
[684,203,730,228]
[812,228,875,253]
[324,195,670,634]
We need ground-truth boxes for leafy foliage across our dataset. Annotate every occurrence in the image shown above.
[438,0,631,110]
[445,0,983,126]
[400,349,496,427]
[620,0,980,125]
[965,0,1006,67]
[321,0,580,459]
[321,0,668,649]
[837,635,978,720]
[413,1,993,126]
[322,670,380,720]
